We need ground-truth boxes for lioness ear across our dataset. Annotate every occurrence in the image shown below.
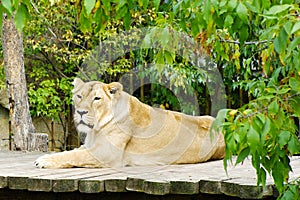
[107,82,123,95]
[72,78,84,88]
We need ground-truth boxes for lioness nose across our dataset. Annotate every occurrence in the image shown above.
[77,110,88,117]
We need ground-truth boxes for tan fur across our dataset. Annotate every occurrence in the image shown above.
[34,78,225,168]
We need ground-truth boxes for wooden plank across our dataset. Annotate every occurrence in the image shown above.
[199,179,223,195]
[105,178,127,192]
[221,178,274,199]
[126,177,144,192]
[27,177,53,192]
[78,168,121,193]
[78,179,104,193]
[79,171,128,193]
[125,168,172,195]
[0,176,8,188]
[27,169,72,192]
[2,169,58,190]
[1,151,300,199]
[8,177,28,190]
[52,179,79,193]
[142,179,170,195]
[170,180,199,195]
[28,168,102,192]
[126,169,201,195]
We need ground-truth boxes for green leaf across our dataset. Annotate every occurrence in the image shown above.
[274,28,288,54]
[164,51,174,66]
[79,11,91,33]
[224,15,234,28]
[103,0,111,11]
[161,27,169,48]
[247,126,260,151]
[268,100,279,115]
[265,87,277,94]
[278,131,291,148]
[288,135,300,154]
[287,36,300,56]
[153,0,160,10]
[94,8,103,32]
[211,109,231,132]
[228,0,237,11]
[84,0,95,15]
[155,50,165,73]
[290,95,300,117]
[261,1,270,9]
[239,25,248,44]
[14,3,29,32]
[142,33,151,48]
[258,167,267,186]
[235,146,250,165]
[252,114,264,133]
[265,4,292,15]
[123,11,131,30]
[274,37,282,53]
[244,2,259,13]
[116,5,127,19]
[277,87,290,95]
[291,21,300,34]
[281,190,296,200]
[289,77,300,92]
[272,162,285,193]
[191,18,200,37]
[2,0,13,14]
[140,0,149,10]
[261,117,271,142]
[236,2,248,23]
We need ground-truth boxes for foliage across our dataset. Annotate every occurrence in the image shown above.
[24,1,84,121]
[1,0,300,198]
[205,0,300,198]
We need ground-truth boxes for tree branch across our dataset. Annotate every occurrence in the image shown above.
[219,39,271,45]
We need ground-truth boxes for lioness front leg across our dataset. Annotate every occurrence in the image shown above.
[34,148,102,168]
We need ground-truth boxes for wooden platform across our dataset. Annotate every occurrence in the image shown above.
[0,151,299,199]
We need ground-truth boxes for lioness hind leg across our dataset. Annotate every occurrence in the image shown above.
[34,148,102,168]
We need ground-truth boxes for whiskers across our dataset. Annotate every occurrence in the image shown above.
[74,112,95,130]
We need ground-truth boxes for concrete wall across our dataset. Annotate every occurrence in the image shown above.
[0,106,9,149]
[0,106,71,151]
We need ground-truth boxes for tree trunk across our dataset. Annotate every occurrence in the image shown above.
[2,15,36,151]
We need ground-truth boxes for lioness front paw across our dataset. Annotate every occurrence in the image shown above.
[34,154,60,169]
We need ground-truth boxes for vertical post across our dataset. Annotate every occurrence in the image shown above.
[8,121,11,150]
[239,87,243,107]
[51,120,55,151]
[205,86,209,115]
[140,79,144,102]
[66,105,70,149]
[140,64,144,101]
[130,72,133,94]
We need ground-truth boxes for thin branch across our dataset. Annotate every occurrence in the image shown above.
[220,39,271,45]
[39,50,69,78]
[30,0,58,39]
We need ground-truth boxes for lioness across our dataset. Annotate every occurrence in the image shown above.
[34,78,225,168]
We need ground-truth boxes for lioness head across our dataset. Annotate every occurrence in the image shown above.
[72,78,123,134]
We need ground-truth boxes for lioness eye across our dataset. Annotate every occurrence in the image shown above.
[94,97,101,101]
[77,95,82,99]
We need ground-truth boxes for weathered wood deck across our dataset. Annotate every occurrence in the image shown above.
[0,151,299,199]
